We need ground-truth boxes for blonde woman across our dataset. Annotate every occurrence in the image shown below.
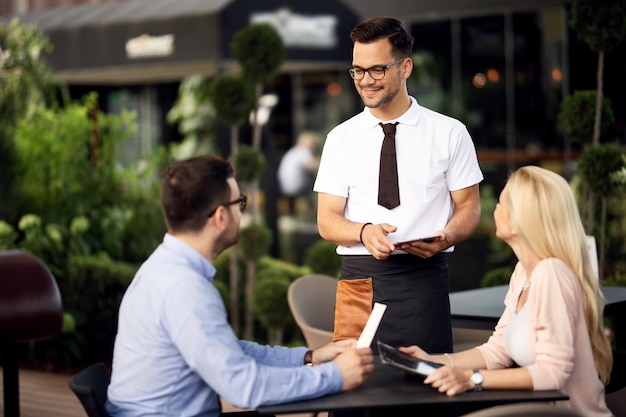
[401,165,613,416]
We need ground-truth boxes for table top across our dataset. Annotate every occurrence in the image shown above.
[257,361,567,415]
[450,284,626,330]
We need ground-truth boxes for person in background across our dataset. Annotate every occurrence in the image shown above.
[314,16,483,352]
[106,155,374,417]
[278,130,323,217]
[401,165,614,417]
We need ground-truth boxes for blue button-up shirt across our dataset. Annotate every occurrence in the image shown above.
[106,234,342,416]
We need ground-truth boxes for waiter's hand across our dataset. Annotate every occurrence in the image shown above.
[361,223,397,260]
[395,231,448,258]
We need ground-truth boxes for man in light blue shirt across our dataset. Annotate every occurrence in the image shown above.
[106,155,374,417]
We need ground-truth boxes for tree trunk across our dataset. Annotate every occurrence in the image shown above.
[244,258,257,340]
[229,124,239,158]
[252,83,263,151]
[243,83,265,338]
[593,50,604,144]
[228,125,240,335]
[229,248,240,336]
[586,189,594,236]
[599,196,606,280]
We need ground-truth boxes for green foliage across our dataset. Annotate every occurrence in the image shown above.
[252,274,292,330]
[558,90,614,144]
[214,253,310,342]
[570,0,626,53]
[235,145,266,183]
[604,272,626,287]
[230,23,286,85]
[211,74,255,126]
[577,144,626,197]
[253,256,311,342]
[257,255,312,282]
[1,73,167,368]
[486,235,514,265]
[13,93,135,220]
[303,240,342,277]
[64,253,137,364]
[17,251,137,370]
[8,91,166,265]
[0,18,65,123]
[166,75,218,157]
[0,19,68,222]
[476,184,498,235]
[607,191,626,273]
[0,220,18,249]
[410,50,440,84]
[481,266,514,288]
[238,222,272,261]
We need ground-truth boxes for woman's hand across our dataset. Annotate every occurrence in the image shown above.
[424,368,474,396]
[398,345,430,361]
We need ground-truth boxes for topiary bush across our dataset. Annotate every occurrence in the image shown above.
[303,239,342,277]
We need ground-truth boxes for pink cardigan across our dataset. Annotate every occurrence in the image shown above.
[477,258,613,417]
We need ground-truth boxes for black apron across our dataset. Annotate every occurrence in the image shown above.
[341,253,453,353]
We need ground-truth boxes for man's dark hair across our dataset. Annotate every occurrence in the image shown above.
[350,17,414,58]
[160,155,234,233]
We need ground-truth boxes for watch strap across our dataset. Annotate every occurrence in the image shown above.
[304,349,314,366]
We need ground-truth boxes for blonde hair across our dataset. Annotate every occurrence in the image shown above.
[505,166,613,384]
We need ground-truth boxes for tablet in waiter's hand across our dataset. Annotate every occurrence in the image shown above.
[377,341,442,377]
[393,235,439,246]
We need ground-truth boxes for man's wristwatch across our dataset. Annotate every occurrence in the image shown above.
[304,350,314,366]
[471,369,483,391]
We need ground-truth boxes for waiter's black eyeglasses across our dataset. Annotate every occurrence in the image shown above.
[347,58,406,80]
[207,194,247,218]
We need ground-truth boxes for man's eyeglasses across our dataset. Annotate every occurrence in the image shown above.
[347,58,406,81]
[207,194,247,218]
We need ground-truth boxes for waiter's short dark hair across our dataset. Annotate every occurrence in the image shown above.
[350,17,414,57]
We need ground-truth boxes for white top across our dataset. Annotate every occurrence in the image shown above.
[278,145,315,196]
[314,97,483,255]
[503,303,534,367]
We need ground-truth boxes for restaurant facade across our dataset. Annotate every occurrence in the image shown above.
[3,0,625,267]
[5,0,624,164]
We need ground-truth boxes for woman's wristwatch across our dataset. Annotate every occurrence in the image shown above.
[471,369,483,391]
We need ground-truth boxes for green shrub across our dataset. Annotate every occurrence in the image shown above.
[257,255,311,283]
[303,239,342,277]
[238,223,272,261]
[481,266,514,288]
[64,253,137,365]
[252,275,292,331]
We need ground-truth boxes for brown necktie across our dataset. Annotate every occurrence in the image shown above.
[378,122,400,210]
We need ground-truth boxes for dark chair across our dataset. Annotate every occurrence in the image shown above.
[606,386,626,417]
[606,348,626,417]
[0,250,63,417]
[69,362,110,417]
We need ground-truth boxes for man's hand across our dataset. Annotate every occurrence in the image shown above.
[360,223,397,260]
[313,339,357,364]
[333,347,375,391]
